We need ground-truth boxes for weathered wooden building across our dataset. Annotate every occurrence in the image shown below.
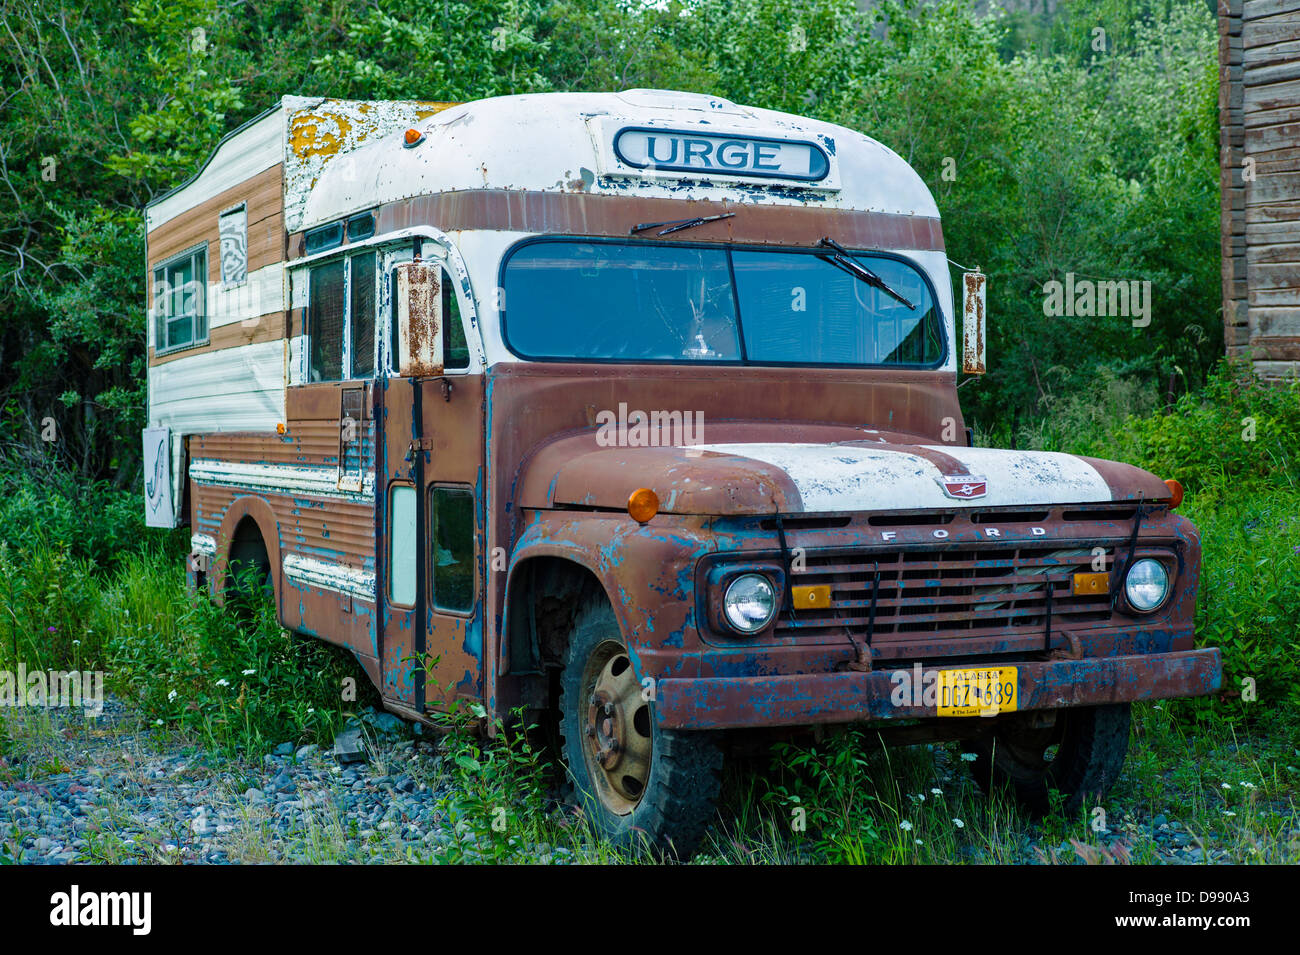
[1219,0,1300,379]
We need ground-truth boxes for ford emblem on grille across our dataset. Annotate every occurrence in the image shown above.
[940,475,988,499]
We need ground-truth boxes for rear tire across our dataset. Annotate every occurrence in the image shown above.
[970,704,1131,815]
[556,595,722,858]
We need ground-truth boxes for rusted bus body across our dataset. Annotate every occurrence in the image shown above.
[186,383,381,662]
[145,90,1220,847]
[490,371,1210,722]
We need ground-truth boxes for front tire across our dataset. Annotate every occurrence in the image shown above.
[970,703,1131,815]
[557,595,722,857]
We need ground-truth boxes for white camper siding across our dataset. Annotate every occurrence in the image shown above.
[208,262,286,332]
[147,339,288,435]
[146,108,289,479]
[146,109,285,233]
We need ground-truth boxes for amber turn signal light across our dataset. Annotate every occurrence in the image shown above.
[1071,571,1109,596]
[1163,478,1184,509]
[403,127,425,148]
[628,487,659,523]
[791,584,831,609]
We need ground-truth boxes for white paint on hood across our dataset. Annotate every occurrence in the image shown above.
[692,443,1112,512]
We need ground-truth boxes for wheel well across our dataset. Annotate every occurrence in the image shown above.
[506,557,607,674]
[224,516,270,595]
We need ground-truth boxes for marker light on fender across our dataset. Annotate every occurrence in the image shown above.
[403,127,425,148]
[1163,478,1184,509]
[628,487,659,523]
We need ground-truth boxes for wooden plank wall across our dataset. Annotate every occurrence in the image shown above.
[1220,0,1300,380]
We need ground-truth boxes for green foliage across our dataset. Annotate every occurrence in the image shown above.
[765,730,895,862]
[311,0,553,100]
[1055,361,1300,724]
[431,704,559,862]
[760,728,1018,864]
[1183,493,1300,717]
[0,465,367,754]
[0,0,1227,478]
[108,0,247,184]
[0,458,162,568]
[1076,362,1300,498]
[106,560,365,753]
[846,0,1223,436]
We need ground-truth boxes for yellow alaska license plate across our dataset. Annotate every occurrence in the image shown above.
[936,667,1018,717]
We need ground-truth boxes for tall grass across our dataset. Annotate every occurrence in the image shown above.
[0,474,371,754]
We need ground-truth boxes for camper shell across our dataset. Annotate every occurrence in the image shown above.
[144,90,1221,852]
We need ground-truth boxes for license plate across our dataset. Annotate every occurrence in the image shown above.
[936,666,1018,717]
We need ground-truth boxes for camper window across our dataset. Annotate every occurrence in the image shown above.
[308,252,378,381]
[152,245,208,354]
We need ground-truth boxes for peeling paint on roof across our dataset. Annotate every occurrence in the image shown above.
[284,98,459,233]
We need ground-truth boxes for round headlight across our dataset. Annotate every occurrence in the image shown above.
[1124,558,1170,612]
[723,573,777,633]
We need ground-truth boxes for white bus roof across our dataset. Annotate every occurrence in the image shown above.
[300,89,940,233]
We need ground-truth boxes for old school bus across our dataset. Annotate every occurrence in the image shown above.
[144,90,1221,854]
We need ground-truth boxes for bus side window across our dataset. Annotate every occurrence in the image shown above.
[308,252,377,382]
[308,260,345,381]
[431,485,474,612]
[388,484,416,606]
[442,267,470,371]
[350,251,376,377]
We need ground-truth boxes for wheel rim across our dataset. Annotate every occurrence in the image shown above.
[580,640,653,816]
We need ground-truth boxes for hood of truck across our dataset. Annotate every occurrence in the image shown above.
[520,435,1171,515]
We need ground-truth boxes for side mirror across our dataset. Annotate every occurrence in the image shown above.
[962,270,986,376]
[393,259,444,377]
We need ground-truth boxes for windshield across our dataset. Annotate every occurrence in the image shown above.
[501,238,945,366]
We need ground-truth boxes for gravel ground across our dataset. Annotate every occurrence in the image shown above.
[0,696,567,864]
[1,697,1294,864]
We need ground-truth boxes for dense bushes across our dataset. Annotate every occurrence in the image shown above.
[1186,493,1300,716]
[1068,362,1300,719]
[1105,365,1300,499]
[1,0,1226,482]
[0,460,168,569]
[0,471,367,753]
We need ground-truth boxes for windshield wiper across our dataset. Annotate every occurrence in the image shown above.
[816,236,916,310]
[630,212,735,236]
